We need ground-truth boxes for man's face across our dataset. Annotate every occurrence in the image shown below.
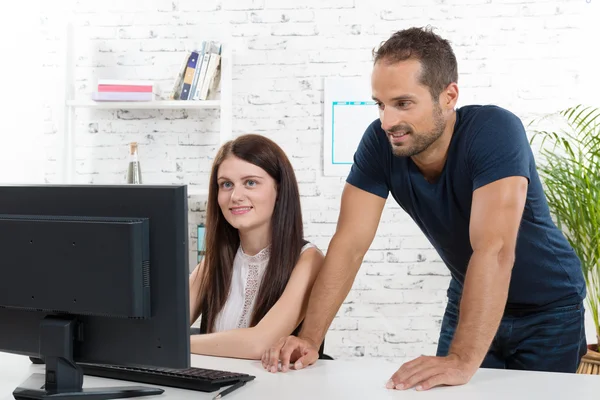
[371,59,447,157]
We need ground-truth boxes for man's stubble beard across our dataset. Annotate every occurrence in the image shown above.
[389,104,446,157]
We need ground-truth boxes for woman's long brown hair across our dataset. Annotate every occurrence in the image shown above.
[197,134,304,333]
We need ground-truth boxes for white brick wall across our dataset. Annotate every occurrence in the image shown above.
[0,3,46,184]
[33,0,598,362]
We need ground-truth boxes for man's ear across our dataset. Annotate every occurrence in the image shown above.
[440,82,459,111]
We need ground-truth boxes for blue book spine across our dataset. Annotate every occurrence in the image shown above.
[179,51,199,100]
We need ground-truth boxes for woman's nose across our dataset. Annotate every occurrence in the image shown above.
[230,187,245,202]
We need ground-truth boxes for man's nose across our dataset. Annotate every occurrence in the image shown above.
[380,107,400,132]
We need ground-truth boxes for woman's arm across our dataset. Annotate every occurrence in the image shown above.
[190,247,324,359]
[189,260,205,326]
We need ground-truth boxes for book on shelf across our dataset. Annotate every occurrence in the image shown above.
[92,92,155,102]
[97,79,154,87]
[179,50,200,100]
[98,85,152,93]
[87,38,222,103]
[170,40,222,101]
[92,80,155,102]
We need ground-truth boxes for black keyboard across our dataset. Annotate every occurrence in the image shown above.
[78,363,256,393]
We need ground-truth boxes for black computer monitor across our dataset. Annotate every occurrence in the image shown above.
[0,184,191,400]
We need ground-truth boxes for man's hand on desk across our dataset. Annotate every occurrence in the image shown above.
[261,336,320,373]
[387,353,478,391]
[260,336,478,392]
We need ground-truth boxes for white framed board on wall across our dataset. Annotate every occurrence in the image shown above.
[323,77,379,177]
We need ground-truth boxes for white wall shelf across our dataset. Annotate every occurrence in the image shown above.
[59,22,232,198]
[66,100,221,110]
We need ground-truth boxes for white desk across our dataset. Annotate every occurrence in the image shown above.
[1,352,598,400]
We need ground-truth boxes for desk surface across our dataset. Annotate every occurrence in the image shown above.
[0,352,598,400]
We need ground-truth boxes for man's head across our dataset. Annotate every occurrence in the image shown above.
[371,26,459,157]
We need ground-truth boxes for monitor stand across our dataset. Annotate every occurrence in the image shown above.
[13,317,163,400]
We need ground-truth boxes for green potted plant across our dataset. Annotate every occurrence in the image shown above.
[529,105,600,374]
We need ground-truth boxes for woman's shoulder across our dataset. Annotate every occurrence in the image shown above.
[300,241,324,258]
[300,241,317,253]
[293,241,324,275]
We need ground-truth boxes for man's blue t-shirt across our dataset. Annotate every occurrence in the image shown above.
[346,105,586,312]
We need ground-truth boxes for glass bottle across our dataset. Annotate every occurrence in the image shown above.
[197,223,206,263]
[126,142,142,184]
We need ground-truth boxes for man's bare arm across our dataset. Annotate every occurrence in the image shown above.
[298,183,386,345]
[449,176,528,366]
[388,176,528,391]
[263,183,386,372]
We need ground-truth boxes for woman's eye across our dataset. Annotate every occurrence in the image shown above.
[246,180,256,187]
[220,182,232,189]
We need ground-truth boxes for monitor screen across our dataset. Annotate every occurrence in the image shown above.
[0,184,191,400]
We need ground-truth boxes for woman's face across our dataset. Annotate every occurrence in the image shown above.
[216,156,278,234]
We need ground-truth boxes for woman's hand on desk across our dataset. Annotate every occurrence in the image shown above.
[261,336,319,373]
[386,353,478,391]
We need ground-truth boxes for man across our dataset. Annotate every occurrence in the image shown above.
[262,26,588,391]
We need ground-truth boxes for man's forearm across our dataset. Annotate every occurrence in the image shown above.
[298,235,364,345]
[449,249,513,367]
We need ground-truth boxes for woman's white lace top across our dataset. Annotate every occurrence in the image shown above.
[213,242,315,332]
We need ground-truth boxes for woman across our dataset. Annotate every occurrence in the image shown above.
[189,134,324,360]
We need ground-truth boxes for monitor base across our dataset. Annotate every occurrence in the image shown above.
[14,317,163,400]
[14,374,163,400]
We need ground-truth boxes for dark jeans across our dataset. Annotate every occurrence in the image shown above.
[436,298,588,372]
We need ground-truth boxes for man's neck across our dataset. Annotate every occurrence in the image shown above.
[411,112,457,183]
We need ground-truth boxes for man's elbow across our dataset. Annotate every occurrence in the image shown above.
[331,232,367,267]
[496,245,516,271]
[474,241,515,271]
